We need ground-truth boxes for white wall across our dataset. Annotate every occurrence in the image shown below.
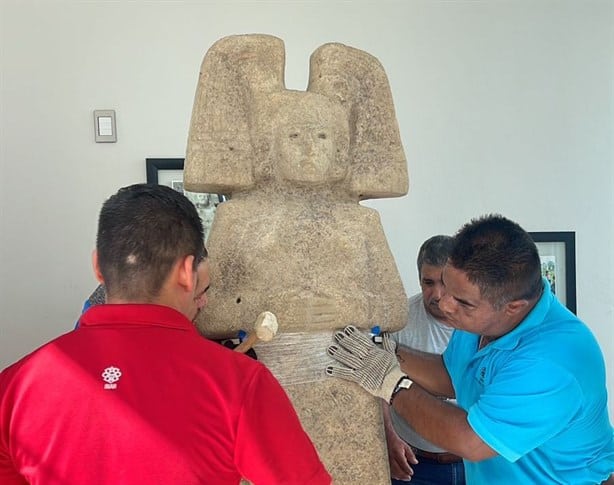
[1,1,612,414]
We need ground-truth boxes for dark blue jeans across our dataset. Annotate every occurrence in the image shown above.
[391,455,465,485]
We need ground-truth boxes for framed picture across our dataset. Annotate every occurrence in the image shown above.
[145,158,227,240]
[528,231,576,314]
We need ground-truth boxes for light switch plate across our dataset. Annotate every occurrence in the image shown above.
[94,109,117,143]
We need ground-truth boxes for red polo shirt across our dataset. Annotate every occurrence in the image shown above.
[0,304,331,484]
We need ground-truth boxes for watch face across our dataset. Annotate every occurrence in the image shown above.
[390,377,412,405]
[398,377,412,389]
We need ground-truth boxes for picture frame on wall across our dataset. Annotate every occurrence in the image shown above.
[528,231,576,314]
[145,158,227,241]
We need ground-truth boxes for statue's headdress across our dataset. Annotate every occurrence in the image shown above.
[184,34,408,200]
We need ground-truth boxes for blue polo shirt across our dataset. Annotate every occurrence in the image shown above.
[443,279,614,484]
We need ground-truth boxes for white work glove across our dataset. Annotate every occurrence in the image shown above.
[325,325,411,403]
[381,331,397,355]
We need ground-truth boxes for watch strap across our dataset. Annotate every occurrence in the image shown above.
[389,375,412,404]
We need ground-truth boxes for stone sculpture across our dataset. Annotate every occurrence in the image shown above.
[184,34,409,484]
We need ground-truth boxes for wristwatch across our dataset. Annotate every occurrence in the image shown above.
[389,376,412,404]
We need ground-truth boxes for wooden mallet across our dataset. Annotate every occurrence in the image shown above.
[234,311,279,353]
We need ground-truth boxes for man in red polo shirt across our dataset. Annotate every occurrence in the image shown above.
[0,183,331,485]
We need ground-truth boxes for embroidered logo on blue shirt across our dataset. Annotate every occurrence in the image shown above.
[478,366,487,385]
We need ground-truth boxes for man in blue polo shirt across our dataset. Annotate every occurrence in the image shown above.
[326,214,614,484]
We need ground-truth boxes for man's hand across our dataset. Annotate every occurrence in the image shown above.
[382,401,418,481]
[325,325,411,402]
[381,331,397,355]
[386,428,418,480]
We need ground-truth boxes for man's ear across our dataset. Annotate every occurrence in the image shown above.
[176,255,197,293]
[504,299,529,316]
[92,250,104,284]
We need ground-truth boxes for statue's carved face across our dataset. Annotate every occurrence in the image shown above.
[276,120,336,184]
[270,95,349,186]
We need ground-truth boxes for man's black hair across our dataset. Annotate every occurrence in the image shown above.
[449,214,542,308]
[96,183,206,301]
[417,235,454,276]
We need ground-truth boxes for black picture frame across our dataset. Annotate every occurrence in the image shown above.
[529,231,576,314]
[145,158,227,240]
[146,157,185,185]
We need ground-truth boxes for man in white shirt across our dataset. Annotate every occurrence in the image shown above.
[383,235,465,485]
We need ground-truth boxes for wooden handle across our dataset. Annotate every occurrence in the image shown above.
[234,332,259,353]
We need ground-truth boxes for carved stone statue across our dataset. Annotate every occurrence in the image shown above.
[185,34,409,484]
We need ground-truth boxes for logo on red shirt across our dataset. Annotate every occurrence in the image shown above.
[102,366,122,389]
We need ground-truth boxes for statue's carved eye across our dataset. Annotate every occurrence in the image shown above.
[318,133,327,140]
[289,133,299,139]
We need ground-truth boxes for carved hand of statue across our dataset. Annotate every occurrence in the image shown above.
[282,292,338,329]
[301,295,337,326]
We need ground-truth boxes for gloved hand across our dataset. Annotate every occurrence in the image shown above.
[325,325,411,402]
[381,331,397,355]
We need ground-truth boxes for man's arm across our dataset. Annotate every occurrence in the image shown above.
[0,370,27,485]
[391,384,497,462]
[392,340,492,460]
[381,402,417,480]
[326,326,496,462]
[0,440,27,484]
[395,345,455,398]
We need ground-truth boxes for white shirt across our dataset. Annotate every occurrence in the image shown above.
[389,292,455,453]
